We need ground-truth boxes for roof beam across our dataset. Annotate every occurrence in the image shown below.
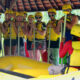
[10,0,17,10]
[0,1,5,12]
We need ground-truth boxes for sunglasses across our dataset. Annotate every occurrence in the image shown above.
[35,16,42,19]
[63,9,71,12]
[49,14,55,17]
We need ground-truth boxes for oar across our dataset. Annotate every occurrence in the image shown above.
[9,23,12,56]
[18,25,20,56]
[33,27,35,59]
[48,27,51,62]
[61,14,67,65]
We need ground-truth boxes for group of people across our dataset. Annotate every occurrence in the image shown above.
[0,4,79,68]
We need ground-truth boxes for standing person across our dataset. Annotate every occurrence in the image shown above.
[46,8,63,65]
[62,4,78,42]
[27,15,35,59]
[2,9,17,56]
[15,12,26,56]
[35,12,46,61]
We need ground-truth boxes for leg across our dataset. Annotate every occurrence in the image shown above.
[11,46,17,56]
[51,48,59,65]
[4,39,10,56]
[4,46,10,56]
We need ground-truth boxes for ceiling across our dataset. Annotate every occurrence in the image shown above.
[0,0,80,12]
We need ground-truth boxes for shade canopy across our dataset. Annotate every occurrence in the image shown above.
[0,0,80,12]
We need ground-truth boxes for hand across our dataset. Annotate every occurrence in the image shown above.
[61,37,65,42]
[58,19,64,24]
[48,23,53,28]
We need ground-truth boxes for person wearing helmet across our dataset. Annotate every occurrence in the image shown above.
[62,4,78,42]
[35,12,46,61]
[47,8,63,65]
[26,15,35,59]
[2,9,17,56]
[15,12,27,56]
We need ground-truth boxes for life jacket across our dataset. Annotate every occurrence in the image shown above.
[65,14,74,42]
[27,23,34,41]
[69,41,80,67]
[3,21,9,39]
[46,20,60,41]
[35,22,46,40]
[4,21,17,39]
[18,22,24,38]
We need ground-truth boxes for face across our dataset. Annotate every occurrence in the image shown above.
[35,16,42,22]
[16,16,23,21]
[24,14,27,20]
[28,17,34,24]
[5,13,10,20]
[10,14,16,21]
[63,9,72,14]
[48,12,55,20]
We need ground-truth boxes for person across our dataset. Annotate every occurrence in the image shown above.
[26,15,35,59]
[2,9,17,56]
[15,12,26,56]
[62,4,78,42]
[46,8,62,65]
[48,25,80,75]
[35,12,46,61]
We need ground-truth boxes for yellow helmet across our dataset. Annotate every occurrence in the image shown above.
[5,8,13,14]
[16,12,24,16]
[24,11,27,14]
[62,4,72,10]
[48,8,56,14]
[62,4,72,14]
[28,15,35,19]
[35,12,42,17]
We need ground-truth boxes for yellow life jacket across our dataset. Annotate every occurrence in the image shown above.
[35,22,46,39]
[46,20,60,41]
[17,22,24,38]
[69,41,80,66]
[71,24,80,37]
[7,22,17,39]
[23,35,27,40]
[27,35,34,41]
[27,22,34,41]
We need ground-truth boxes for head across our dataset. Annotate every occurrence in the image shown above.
[16,12,24,21]
[48,8,56,20]
[62,4,72,14]
[35,12,42,22]
[24,11,27,20]
[28,15,35,24]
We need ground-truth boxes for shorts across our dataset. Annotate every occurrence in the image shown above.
[4,39,17,47]
[46,39,59,48]
[35,38,46,50]
[16,37,24,47]
[27,39,32,50]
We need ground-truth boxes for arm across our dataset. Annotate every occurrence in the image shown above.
[54,19,63,34]
[13,22,18,35]
[37,22,46,35]
[1,22,8,34]
[66,15,78,29]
